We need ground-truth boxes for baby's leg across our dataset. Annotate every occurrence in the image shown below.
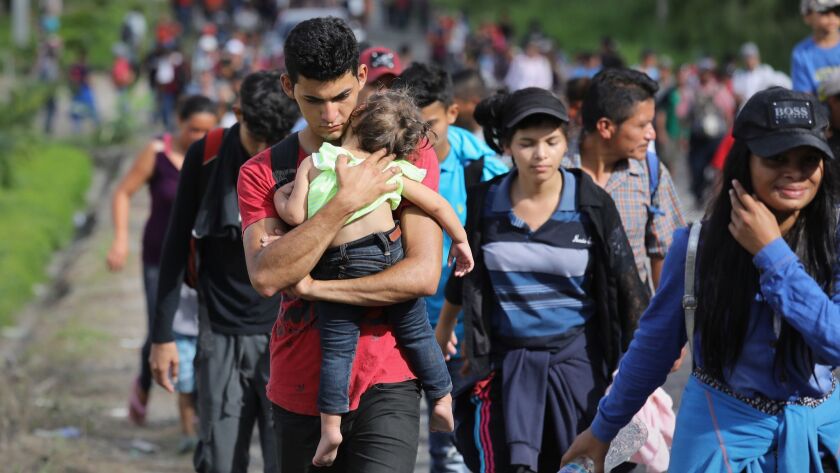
[387,298,454,432]
[314,300,364,466]
[313,412,342,467]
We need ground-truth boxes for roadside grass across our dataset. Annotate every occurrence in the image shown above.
[0,140,92,326]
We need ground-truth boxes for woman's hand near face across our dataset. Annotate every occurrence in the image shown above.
[728,179,782,255]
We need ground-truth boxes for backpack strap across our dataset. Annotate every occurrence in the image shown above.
[464,156,485,189]
[683,221,702,357]
[185,127,226,289]
[270,132,301,189]
[646,149,665,217]
[203,127,225,165]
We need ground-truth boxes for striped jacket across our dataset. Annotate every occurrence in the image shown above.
[446,169,650,384]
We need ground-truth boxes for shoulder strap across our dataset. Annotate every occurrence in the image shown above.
[203,127,225,165]
[163,133,172,156]
[683,222,702,357]
[646,149,665,217]
[464,156,485,189]
[270,132,301,189]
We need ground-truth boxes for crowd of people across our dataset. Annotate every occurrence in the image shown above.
[86,0,840,472]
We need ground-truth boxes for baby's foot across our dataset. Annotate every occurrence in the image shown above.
[429,393,455,432]
[312,427,343,467]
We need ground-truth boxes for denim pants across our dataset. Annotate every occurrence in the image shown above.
[312,226,452,414]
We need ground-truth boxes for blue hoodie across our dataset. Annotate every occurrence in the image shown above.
[427,126,509,347]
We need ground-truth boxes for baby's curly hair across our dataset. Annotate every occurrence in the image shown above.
[349,90,432,161]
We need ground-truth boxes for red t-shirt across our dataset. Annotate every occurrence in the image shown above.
[237,137,440,416]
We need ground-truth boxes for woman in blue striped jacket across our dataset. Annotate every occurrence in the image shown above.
[440,87,650,473]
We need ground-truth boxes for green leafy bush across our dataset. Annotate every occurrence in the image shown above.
[0,141,92,326]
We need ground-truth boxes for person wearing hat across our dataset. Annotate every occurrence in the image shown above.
[440,87,650,472]
[792,0,840,95]
[563,86,840,472]
[358,46,402,103]
[733,42,792,105]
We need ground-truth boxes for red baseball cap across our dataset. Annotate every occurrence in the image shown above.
[361,47,402,84]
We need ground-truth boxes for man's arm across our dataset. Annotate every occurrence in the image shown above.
[242,150,400,297]
[243,200,353,296]
[152,139,204,343]
[149,138,204,393]
[297,205,443,305]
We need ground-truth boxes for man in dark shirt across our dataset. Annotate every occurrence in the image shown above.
[148,71,299,473]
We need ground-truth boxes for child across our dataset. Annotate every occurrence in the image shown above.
[273,90,473,467]
[792,0,840,95]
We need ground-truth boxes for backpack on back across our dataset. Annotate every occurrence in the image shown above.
[690,92,726,139]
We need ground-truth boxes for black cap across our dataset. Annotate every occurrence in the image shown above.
[502,88,569,129]
[732,87,834,160]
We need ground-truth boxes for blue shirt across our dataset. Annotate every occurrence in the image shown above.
[791,36,840,95]
[426,126,508,346]
[482,168,595,349]
[591,227,840,442]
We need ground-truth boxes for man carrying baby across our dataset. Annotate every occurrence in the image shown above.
[238,17,445,473]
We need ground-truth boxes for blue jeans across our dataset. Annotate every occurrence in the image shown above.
[312,226,452,414]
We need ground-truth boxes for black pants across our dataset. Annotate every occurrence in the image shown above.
[688,134,721,205]
[272,380,422,473]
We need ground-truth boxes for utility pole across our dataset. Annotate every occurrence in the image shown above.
[657,0,668,23]
[12,0,30,48]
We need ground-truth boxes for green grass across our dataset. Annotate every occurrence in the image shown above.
[54,322,111,358]
[0,141,92,326]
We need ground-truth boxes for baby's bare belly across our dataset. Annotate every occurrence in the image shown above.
[330,203,396,247]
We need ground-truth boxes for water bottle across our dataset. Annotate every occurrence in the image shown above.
[557,456,594,473]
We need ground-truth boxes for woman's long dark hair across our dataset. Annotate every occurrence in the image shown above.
[697,140,839,380]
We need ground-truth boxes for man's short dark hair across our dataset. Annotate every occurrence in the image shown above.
[393,63,453,108]
[240,70,300,144]
[452,69,487,101]
[283,17,359,84]
[581,68,658,132]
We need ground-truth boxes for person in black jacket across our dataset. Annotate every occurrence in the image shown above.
[438,88,650,473]
[147,70,299,473]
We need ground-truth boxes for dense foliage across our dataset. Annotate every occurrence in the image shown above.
[439,0,806,72]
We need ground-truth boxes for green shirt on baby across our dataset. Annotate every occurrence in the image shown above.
[307,142,427,224]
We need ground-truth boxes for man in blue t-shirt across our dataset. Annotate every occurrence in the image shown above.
[395,62,508,473]
[792,0,840,95]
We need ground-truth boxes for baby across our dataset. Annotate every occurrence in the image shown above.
[274,90,473,467]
